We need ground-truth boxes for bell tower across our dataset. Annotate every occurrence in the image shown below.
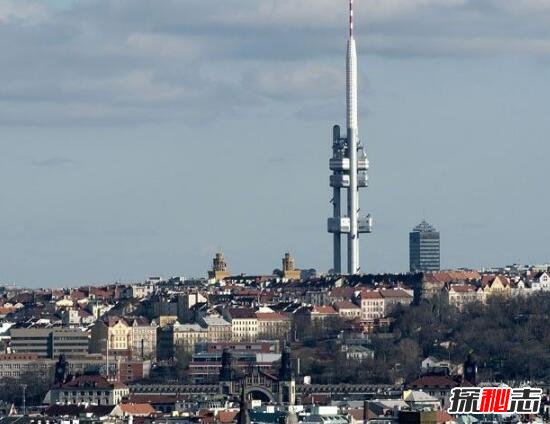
[278,344,296,405]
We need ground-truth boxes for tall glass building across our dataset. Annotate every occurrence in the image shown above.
[409,221,440,272]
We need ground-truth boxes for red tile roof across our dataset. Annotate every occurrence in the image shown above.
[379,289,412,298]
[217,410,239,423]
[0,306,17,315]
[481,275,510,288]
[118,403,156,416]
[360,290,383,299]
[333,301,360,310]
[425,271,481,284]
[256,312,289,321]
[329,287,356,298]
[311,305,338,314]
[448,284,477,293]
[348,408,365,421]
[436,410,455,423]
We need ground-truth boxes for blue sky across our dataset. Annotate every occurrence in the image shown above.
[1,0,549,286]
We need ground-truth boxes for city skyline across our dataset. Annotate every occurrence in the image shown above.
[1,0,550,286]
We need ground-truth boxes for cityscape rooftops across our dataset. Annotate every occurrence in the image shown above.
[225,307,257,319]
[256,312,289,321]
[333,301,359,310]
[56,373,128,390]
[379,289,413,299]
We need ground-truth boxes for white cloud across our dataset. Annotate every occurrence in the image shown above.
[247,64,342,100]
[0,0,49,23]
[0,0,549,126]
[126,33,201,58]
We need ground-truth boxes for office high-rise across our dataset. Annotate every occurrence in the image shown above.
[409,221,440,272]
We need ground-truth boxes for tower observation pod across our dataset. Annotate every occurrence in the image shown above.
[327,0,373,275]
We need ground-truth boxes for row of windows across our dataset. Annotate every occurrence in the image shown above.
[61,391,109,396]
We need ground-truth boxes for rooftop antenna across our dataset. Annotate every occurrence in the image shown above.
[349,0,354,38]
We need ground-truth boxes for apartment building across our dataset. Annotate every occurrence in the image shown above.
[445,284,480,310]
[222,307,258,342]
[173,322,208,353]
[256,311,292,340]
[90,316,157,359]
[360,288,413,321]
[360,291,384,321]
[199,315,232,342]
[45,374,129,406]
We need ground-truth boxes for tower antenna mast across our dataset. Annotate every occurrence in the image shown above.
[328,0,373,275]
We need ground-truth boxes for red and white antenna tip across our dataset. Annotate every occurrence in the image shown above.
[349,0,354,37]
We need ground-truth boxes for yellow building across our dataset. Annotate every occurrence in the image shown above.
[90,316,157,359]
[482,275,511,300]
[222,307,258,341]
[159,315,178,327]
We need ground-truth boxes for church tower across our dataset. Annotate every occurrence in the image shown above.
[278,344,296,405]
[219,348,235,395]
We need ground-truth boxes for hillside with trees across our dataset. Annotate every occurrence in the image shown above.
[296,292,550,385]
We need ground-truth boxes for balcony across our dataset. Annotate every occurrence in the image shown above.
[358,215,373,233]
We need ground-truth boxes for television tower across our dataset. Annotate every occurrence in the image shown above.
[328,0,372,274]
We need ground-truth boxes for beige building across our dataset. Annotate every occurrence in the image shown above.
[281,252,300,281]
[222,307,258,341]
[130,284,154,299]
[333,301,361,319]
[90,316,157,359]
[45,374,129,406]
[309,305,339,320]
[200,315,232,341]
[158,315,178,327]
[0,353,52,379]
[208,252,230,281]
[360,290,385,321]
[445,284,481,310]
[256,309,292,340]
[129,317,157,359]
[379,288,414,315]
[173,322,208,353]
[360,288,413,321]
